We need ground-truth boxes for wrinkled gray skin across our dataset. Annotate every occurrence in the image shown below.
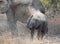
[0,0,45,36]
[0,0,9,13]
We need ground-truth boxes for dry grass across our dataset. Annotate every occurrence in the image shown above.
[0,31,60,44]
[0,14,60,44]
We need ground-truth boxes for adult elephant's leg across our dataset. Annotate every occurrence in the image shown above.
[6,7,18,36]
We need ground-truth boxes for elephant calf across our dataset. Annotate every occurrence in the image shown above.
[27,9,48,39]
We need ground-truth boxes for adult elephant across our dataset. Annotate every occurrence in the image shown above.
[0,0,45,36]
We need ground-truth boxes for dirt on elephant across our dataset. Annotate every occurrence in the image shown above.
[0,14,60,44]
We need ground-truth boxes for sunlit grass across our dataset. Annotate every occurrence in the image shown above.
[0,32,60,44]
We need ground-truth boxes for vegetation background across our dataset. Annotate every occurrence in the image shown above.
[41,0,60,16]
[0,0,60,44]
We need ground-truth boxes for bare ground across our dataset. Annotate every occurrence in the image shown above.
[0,14,60,44]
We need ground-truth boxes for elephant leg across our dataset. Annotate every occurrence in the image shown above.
[6,7,18,37]
[37,28,41,39]
[42,21,48,35]
[37,30,40,39]
[30,28,35,39]
[40,21,48,39]
[37,23,43,40]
